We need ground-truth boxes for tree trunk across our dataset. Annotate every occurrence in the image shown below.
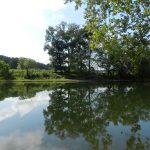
[88,49,91,72]
[68,49,70,73]
[26,68,29,78]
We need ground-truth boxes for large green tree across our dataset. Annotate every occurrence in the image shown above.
[44,22,92,73]
[0,61,12,79]
[17,57,36,78]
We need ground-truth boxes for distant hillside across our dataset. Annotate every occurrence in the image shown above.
[0,55,48,69]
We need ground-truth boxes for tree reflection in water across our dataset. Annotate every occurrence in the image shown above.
[0,82,64,100]
[43,84,150,150]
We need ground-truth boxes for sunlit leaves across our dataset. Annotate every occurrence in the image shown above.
[65,0,150,78]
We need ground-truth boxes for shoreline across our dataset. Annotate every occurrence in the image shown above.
[0,78,150,83]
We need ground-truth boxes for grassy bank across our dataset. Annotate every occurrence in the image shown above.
[0,69,81,83]
[0,69,150,83]
[10,69,62,79]
[0,79,81,83]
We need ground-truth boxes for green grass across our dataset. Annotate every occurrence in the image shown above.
[10,69,63,80]
[1,69,150,83]
[0,69,82,83]
[0,69,96,83]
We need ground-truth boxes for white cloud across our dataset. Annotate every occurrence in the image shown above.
[0,0,67,63]
[0,91,50,122]
[0,131,43,150]
[0,131,82,150]
[0,0,66,27]
[45,0,66,11]
[0,0,84,63]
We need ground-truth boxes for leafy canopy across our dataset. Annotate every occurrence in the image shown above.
[44,22,91,72]
[17,57,36,69]
[65,0,149,49]
[65,0,150,77]
[0,61,11,79]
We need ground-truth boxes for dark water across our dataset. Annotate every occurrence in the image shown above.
[0,82,150,150]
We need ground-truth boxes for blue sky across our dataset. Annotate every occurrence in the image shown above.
[0,0,85,64]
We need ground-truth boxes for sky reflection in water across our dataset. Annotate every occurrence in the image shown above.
[0,82,150,150]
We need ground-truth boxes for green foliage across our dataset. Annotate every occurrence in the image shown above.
[17,57,36,70]
[0,55,48,69]
[0,61,13,79]
[0,55,19,69]
[44,22,91,73]
[17,58,37,79]
[11,69,62,80]
[65,0,150,78]
[66,0,149,47]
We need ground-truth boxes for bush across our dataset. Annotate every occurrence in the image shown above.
[0,61,13,79]
[10,69,63,79]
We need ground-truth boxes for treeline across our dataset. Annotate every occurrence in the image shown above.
[44,22,150,79]
[0,56,53,80]
[0,55,48,69]
[0,55,19,69]
[44,0,150,79]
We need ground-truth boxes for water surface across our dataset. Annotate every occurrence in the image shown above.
[0,82,150,150]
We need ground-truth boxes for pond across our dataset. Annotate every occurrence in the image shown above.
[0,82,150,150]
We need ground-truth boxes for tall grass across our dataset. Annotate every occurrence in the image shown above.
[10,69,63,80]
